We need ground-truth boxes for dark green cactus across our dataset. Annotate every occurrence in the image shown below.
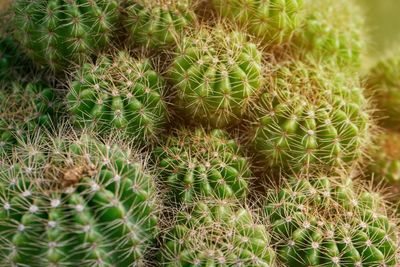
[67,51,169,144]
[12,0,119,71]
[263,175,399,266]
[153,128,250,203]
[159,198,276,266]
[0,132,158,266]
[168,26,263,128]
[122,0,197,49]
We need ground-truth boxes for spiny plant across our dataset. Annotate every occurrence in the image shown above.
[291,0,365,69]
[211,0,305,46]
[369,131,400,186]
[0,130,159,266]
[158,198,276,266]
[12,0,119,72]
[248,60,371,174]
[121,0,197,49]
[263,174,399,266]
[67,50,169,145]
[153,128,250,203]
[366,52,400,130]
[167,25,263,128]
[0,82,59,156]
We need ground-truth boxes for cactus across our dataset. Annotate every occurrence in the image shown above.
[12,0,119,71]
[366,52,400,130]
[121,0,197,49]
[211,0,305,45]
[263,174,399,266]
[167,25,263,128]
[67,51,169,144]
[153,128,250,202]
[159,198,276,266]
[0,82,59,156]
[292,0,365,69]
[248,60,371,174]
[369,131,400,186]
[0,131,158,266]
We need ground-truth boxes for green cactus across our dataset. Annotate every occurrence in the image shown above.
[67,51,169,144]
[248,60,371,174]
[369,131,400,186]
[12,0,119,72]
[0,132,158,266]
[121,0,197,49]
[167,26,263,128]
[153,128,250,203]
[0,82,59,156]
[159,198,276,266]
[263,175,399,266]
[366,52,400,130]
[292,0,365,69]
[211,0,305,45]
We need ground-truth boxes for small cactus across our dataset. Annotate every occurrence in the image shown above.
[0,82,59,156]
[167,25,263,128]
[12,0,119,71]
[248,60,371,174]
[263,174,399,266]
[0,130,159,266]
[121,0,197,49]
[159,198,276,266]
[67,50,169,145]
[153,128,250,202]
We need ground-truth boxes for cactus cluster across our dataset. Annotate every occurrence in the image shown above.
[67,50,169,144]
[154,128,250,202]
[0,36,30,85]
[0,132,158,266]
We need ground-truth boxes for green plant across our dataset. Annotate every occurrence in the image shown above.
[159,198,276,266]
[168,25,263,128]
[153,128,250,202]
[121,0,197,49]
[0,131,158,266]
[263,175,399,266]
[67,50,169,144]
[12,0,119,71]
[0,82,59,156]
[248,60,371,174]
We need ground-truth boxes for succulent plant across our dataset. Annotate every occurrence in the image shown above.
[248,60,371,174]
[211,0,305,45]
[0,82,59,156]
[153,128,250,203]
[159,198,276,266]
[0,131,159,266]
[121,0,197,49]
[369,131,400,186]
[67,50,169,145]
[366,53,400,130]
[12,0,119,71]
[263,174,399,266]
[167,25,263,128]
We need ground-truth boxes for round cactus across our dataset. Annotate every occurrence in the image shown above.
[211,0,305,45]
[167,26,263,128]
[153,128,250,203]
[12,0,119,71]
[0,82,59,156]
[366,53,400,130]
[292,0,365,69]
[67,51,169,144]
[0,131,158,266]
[263,175,399,266]
[369,131,400,186]
[248,61,371,174]
[121,0,197,49]
[159,198,276,266]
